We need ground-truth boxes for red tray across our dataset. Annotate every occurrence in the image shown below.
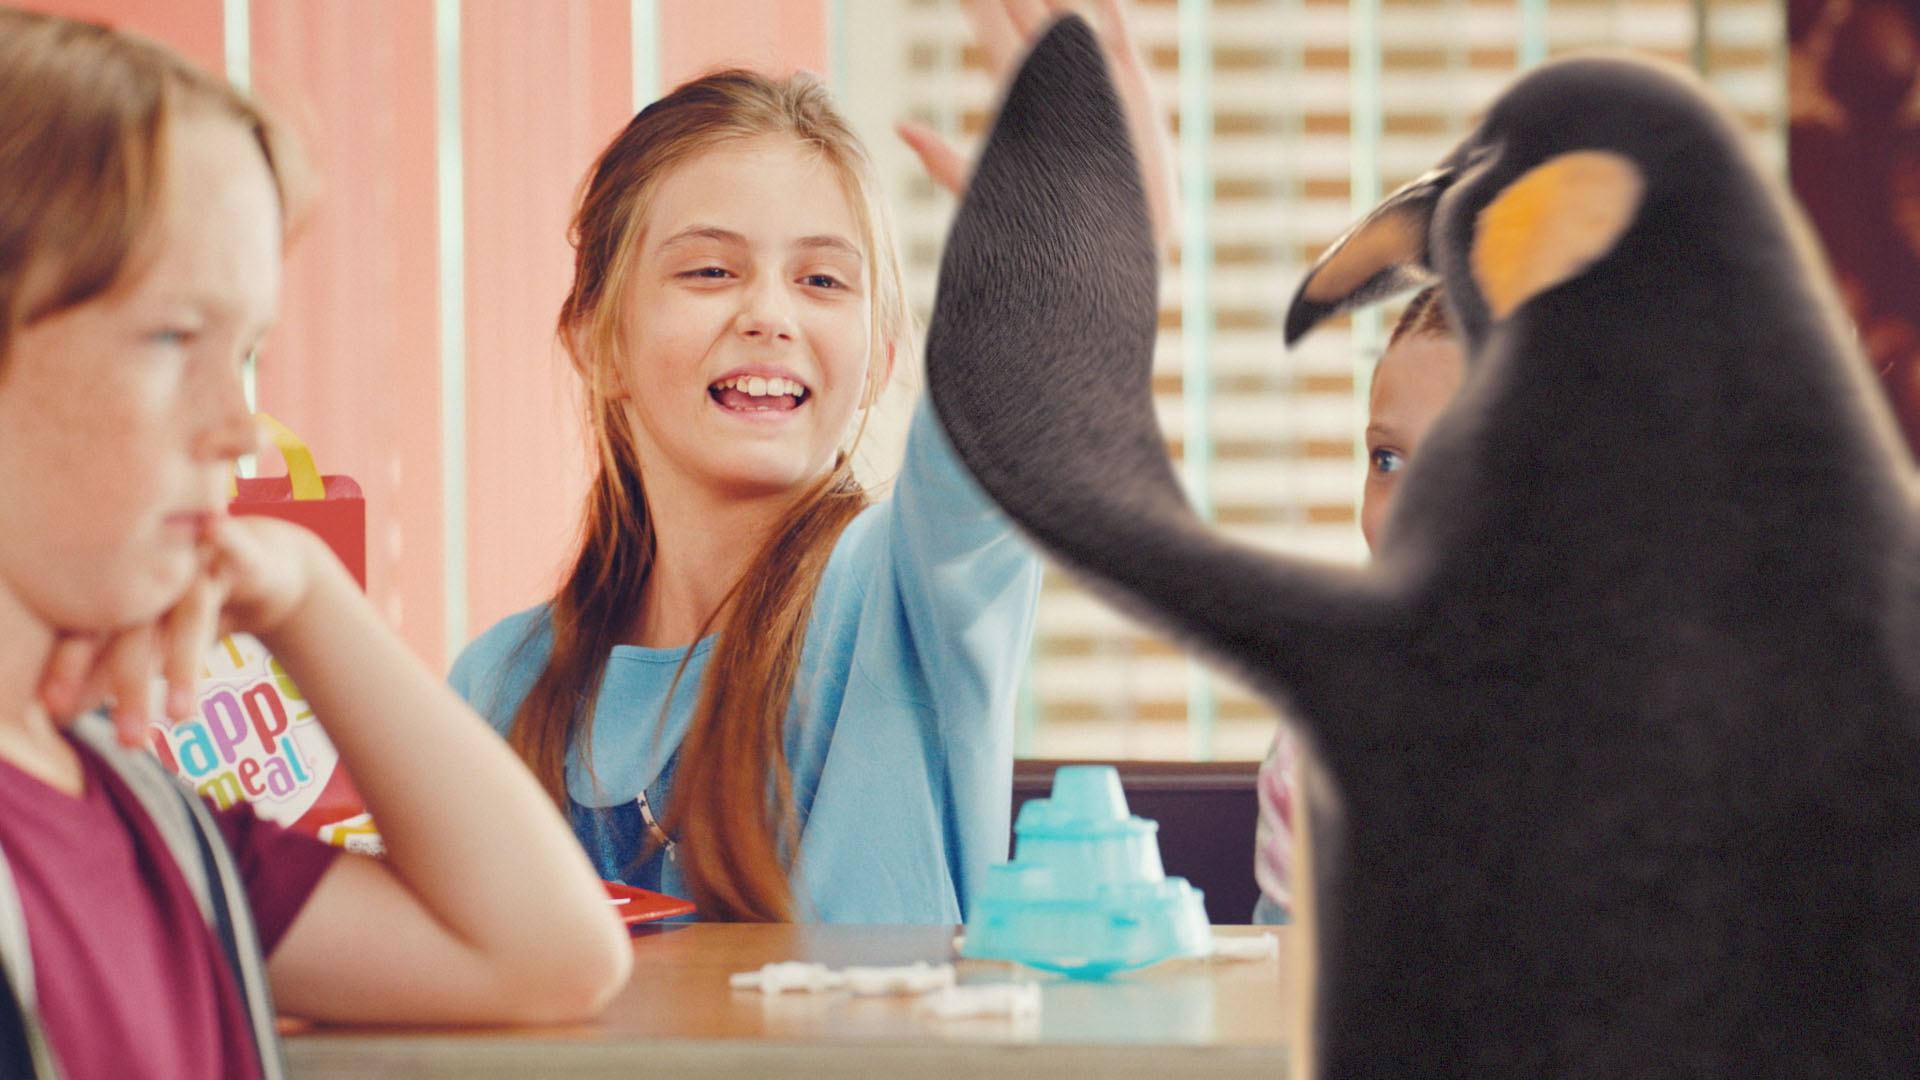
[604,880,696,925]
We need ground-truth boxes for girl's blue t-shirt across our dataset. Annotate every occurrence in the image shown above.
[449,397,1041,923]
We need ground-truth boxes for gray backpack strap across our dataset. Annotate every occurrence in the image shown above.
[71,714,286,1080]
[173,787,286,1080]
[0,841,63,1079]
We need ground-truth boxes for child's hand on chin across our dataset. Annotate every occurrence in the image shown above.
[201,514,330,640]
[35,515,331,749]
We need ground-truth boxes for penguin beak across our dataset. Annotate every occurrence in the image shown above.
[1283,165,1456,345]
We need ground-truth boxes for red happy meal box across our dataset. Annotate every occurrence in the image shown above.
[147,415,381,854]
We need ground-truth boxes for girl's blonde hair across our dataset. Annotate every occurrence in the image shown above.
[510,69,913,921]
[1389,284,1450,347]
[0,9,306,367]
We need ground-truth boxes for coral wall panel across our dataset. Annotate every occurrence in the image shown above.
[25,0,222,71]
[659,0,830,85]
[250,3,446,667]
[459,0,632,646]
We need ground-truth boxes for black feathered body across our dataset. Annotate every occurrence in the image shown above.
[928,23,1920,1078]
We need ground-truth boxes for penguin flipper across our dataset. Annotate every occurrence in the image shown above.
[925,16,1396,720]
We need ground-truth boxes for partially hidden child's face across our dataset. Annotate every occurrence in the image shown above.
[616,135,882,503]
[1361,330,1465,554]
[0,112,275,634]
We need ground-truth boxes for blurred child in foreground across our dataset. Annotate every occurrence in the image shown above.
[0,12,630,1076]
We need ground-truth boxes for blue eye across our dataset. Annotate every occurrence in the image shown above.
[147,327,194,348]
[679,266,732,280]
[1370,448,1405,475]
[801,274,843,289]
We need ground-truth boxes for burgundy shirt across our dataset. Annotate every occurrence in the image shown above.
[0,737,340,1079]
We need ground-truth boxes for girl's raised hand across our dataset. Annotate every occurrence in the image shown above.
[895,0,1178,250]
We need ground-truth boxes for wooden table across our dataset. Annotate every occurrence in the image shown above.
[285,923,1295,1079]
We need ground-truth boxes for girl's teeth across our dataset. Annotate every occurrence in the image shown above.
[714,376,803,396]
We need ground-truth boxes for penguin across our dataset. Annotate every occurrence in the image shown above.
[926,16,1920,1078]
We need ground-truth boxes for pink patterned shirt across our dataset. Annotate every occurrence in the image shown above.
[1253,728,1295,922]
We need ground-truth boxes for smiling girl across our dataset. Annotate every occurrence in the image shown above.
[452,1,1172,926]
[448,69,1040,924]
